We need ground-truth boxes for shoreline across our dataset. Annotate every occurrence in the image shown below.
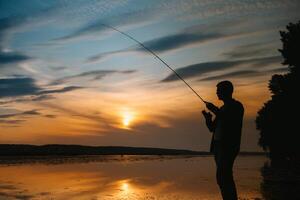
[0,144,266,156]
[0,154,267,165]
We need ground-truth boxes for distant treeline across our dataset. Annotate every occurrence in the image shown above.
[0,144,265,156]
[0,144,205,156]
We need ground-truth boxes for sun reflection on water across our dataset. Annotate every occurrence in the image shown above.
[0,156,266,200]
[116,179,140,199]
[121,182,129,192]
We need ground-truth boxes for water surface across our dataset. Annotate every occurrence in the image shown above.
[0,155,266,200]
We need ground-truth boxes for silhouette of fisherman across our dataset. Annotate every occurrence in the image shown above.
[202,80,244,200]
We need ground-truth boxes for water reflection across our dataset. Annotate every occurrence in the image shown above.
[0,155,266,200]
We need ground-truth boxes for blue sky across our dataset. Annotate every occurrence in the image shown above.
[0,0,299,151]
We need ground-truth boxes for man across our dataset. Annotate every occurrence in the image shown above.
[202,80,244,200]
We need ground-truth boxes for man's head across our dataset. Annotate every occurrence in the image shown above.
[216,80,233,100]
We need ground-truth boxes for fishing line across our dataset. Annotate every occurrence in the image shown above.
[100,23,207,104]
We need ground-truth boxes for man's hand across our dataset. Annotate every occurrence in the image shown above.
[202,110,212,121]
[202,110,215,132]
[205,102,219,114]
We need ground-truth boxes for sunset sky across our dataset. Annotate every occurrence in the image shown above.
[0,0,299,151]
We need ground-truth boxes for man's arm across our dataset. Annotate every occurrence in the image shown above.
[202,110,216,132]
[205,102,220,115]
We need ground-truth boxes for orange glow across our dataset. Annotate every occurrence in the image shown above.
[120,108,136,129]
[0,156,266,199]
[0,77,272,149]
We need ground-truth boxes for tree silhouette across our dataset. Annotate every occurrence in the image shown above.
[256,21,300,165]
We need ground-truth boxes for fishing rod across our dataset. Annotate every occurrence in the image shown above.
[100,23,207,104]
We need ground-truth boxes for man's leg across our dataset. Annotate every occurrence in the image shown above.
[216,152,238,200]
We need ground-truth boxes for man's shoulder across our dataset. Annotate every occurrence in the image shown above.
[232,99,244,110]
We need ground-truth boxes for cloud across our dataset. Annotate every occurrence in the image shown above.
[37,101,110,126]
[222,43,275,59]
[0,109,41,119]
[37,86,83,95]
[85,15,277,64]
[161,60,245,82]
[22,110,40,115]
[250,56,282,68]
[31,95,55,101]
[68,70,119,80]
[178,0,300,23]
[86,32,224,63]
[53,21,108,42]
[52,8,158,43]
[86,49,128,63]
[49,66,68,71]
[0,6,57,48]
[85,17,265,64]
[199,70,261,81]
[0,16,25,47]
[268,67,288,73]
[44,114,56,118]
[0,77,40,97]
[54,0,259,46]
[198,67,288,82]
[0,76,83,98]
[51,0,300,43]
[1,0,138,47]
[161,56,282,82]
[0,95,55,106]
[51,69,136,85]
[138,32,223,53]
[0,119,25,124]
[0,50,31,64]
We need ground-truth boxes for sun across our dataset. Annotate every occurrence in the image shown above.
[122,113,132,127]
[121,108,135,128]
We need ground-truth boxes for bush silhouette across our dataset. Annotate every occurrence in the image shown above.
[256,21,300,165]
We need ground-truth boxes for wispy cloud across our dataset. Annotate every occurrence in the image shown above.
[138,32,223,53]
[0,16,26,48]
[86,49,129,63]
[52,8,160,43]
[85,18,270,64]
[0,76,83,98]
[0,77,39,97]
[198,67,288,82]
[37,101,112,127]
[86,31,224,63]
[44,114,56,118]
[52,0,300,44]
[51,69,136,85]
[0,119,25,125]
[37,86,83,95]
[0,4,61,48]
[0,95,55,106]
[251,56,282,68]
[199,70,259,81]
[222,42,276,59]
[0,109,41,119]
[161,56,282,82]
[52,0,254,44]
[0,50,31,64]
[178,0,300,22]
[52,21,109,42]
